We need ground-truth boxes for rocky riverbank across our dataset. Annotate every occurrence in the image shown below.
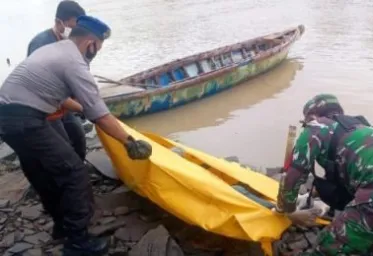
[0,162,267,256]
[0,119,324,256]
[0,166,323,256]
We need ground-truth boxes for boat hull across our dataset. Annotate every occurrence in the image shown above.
[103,26,304,118]
[106,50,286,118]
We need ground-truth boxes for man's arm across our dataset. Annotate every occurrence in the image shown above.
[63,61,130,145]
[94,114,131,145]
[62,97,83,112]
[276,126,323,213]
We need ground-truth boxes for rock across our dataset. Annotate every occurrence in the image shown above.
[7,242,33,254]
[288,239,310,250]
[265,167,283,177]
[15,230,25,241]
[114,228,128,241]
[23,222,35,230]
[0,199,10,208]
[94,191,141,212]
[128,225,184,256]
[84,125,96,138]
[304,231,317,245]
[24,248,43,256]
[0,208,13,213]
[102,210,112,217]
[86,138,102,150]
[32,204,43,211]
[21,206,41,221]
[270,173,283,182]
[139,213,164,223]
[103,179,115,185]
[114,206,129,216]
[112,186,131,194]
[46,244,63,256]
[89,217,126,236]
[98,216,116,225]
[114,215,159,242]
[109,241,131,255]
[86,150,118,180]
[0,170,30,204]
[14,220,22,228]
[42,221,54,232]
[24,231,51,245]
[0,232,15,248]
[0,143,15,161]
[37,218,47,225]
[224,156,240,163]
[0,217,7,224]
[22,229,36,236]
[138,205,168,223]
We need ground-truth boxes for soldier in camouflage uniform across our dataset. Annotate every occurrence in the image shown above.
[274,94,373,255]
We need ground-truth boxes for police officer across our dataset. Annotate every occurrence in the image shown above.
[27,0,87,161]
[0,16,152,256]
[274,94,373,255]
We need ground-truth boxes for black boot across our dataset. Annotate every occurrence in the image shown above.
[62,233,109,256]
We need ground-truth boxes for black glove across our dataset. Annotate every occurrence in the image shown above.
[124,136,152,160]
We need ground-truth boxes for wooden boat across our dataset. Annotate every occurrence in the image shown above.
[100,25,305,118]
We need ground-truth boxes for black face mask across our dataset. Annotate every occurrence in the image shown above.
[85,42,97,62]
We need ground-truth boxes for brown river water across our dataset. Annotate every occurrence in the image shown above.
[1,0,373,168]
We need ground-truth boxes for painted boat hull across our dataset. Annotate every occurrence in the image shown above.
[103,26,304,118]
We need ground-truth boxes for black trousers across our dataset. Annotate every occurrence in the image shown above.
[50,111,87,161]
[0,104,93,237]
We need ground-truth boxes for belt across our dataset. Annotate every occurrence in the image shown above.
[0,104,48,119]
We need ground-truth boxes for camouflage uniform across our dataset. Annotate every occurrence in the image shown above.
[277,94,373,255]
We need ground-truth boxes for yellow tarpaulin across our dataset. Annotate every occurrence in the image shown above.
[95,120,327,255]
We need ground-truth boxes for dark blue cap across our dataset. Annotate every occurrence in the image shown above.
[76,15,111,40]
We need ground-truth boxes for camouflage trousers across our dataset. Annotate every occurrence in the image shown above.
[300,203,373,255]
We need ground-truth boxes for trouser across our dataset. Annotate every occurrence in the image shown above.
[301,195,373,255]
[0,104,93,238]
[49,111,86,161]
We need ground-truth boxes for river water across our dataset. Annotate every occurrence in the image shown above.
[1,0,373,168]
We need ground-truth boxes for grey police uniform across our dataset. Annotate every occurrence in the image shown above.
[0,40,108,237]
[27,29,88,161]
[1,40,109,119]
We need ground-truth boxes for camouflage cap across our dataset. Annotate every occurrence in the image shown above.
[303,94,344,118]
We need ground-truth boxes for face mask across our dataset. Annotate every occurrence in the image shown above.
[85,42,97,62]
[62,26,72,38]
[57,19,71,39]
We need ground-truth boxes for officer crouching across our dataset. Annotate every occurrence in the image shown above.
[0,16,151,256]
[274,94,373,255]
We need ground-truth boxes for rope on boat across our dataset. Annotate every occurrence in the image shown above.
[94,75,122,85]
[94,75,161,89]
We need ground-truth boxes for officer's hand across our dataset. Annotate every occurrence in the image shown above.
[124,136,152,160]
[287,208,321,227]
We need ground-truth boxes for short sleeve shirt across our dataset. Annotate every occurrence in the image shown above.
[0,40,109,121]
